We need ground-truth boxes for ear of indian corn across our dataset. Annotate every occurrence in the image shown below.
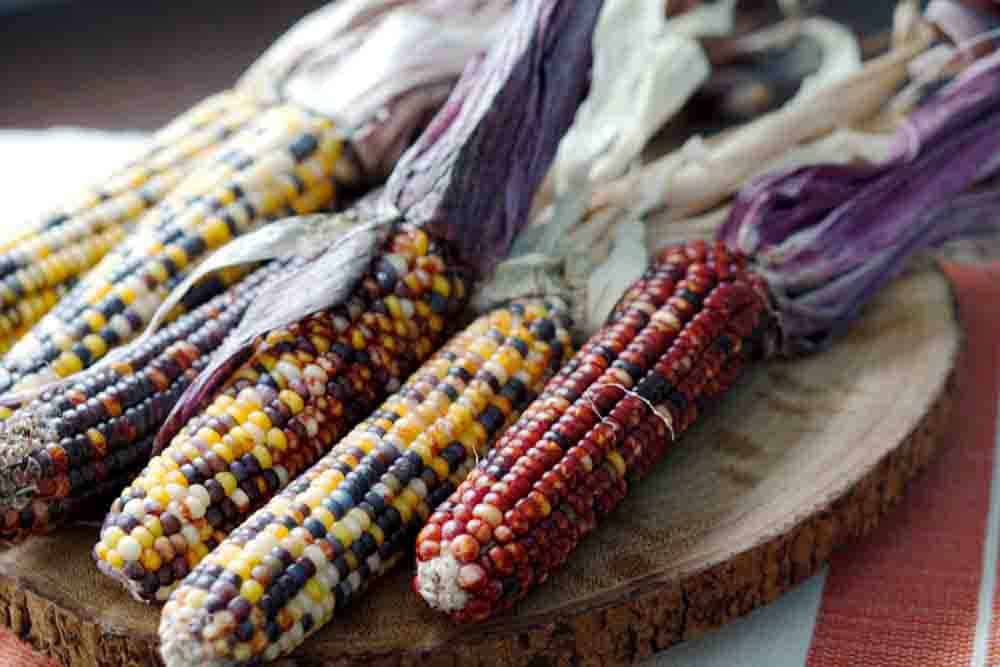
[413,240,774,622]
[0,258,302,543]
[95,224,468,602]
[0,102,360,395]
[0,90,264,353]
[155,298,573,664]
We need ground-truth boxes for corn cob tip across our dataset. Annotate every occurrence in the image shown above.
[159,614,212,667]
[415,552,469,614]
[0,411,53,516]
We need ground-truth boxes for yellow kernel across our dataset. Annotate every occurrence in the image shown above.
[165,470,188,487]
[330,524,354,548]
[399,488,420,509]
[196,427,221,445]
[279,390,304,415]
[607,450,627,478]
[305,579,325,604]
[248,411,271,430]
[412,229,429,256]
[313,508,334,529]
[241,580,264,603]
[351,329,366,350]
[385,296,402,319]
[107,550,124,570]
[212,442,235,463]
[149,486,170,507]
[142,549,163,572]
[216,472,238,495]
[395,417,423,444]
[266,523,289,540]
[165,245,189,269]
[228,558,254,581]
[409,442,433,465]
[369,524,385,546]
[55,351,83,376]
[81,310,107,332]
[94,541,109,561]
[144,517,163,538]
[432,275,451,297]
[103,526,125,548]
[252,445,273,469]
[266,428,288,451]
[81,334,108,359]
[115,285,136,305]
[132,526,155,549]
[226,404,250,424]
[148,262,169,284]
[202,218,231,247]
[430,456,450,480]
[229,427,253,449]
[392,498,413,523]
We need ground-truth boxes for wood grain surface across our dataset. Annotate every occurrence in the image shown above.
[0,264,960,666]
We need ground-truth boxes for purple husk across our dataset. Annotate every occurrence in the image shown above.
[157,0,602,447]
[384,0,603,275]
[719,51,1000,355]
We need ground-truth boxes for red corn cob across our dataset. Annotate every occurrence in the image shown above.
[414,239,774,621]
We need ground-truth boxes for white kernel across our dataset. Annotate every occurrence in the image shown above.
[275,361,302,383]
[181,524,200,546]
[341,515,362,540]
[117,536,141,562]
[303,365,328,396]
[242,422,265,445]
[187,485,210,506]
[185,496,206,520]
[123,498,145,518]
[231,489,250,510]
[166,483,187,501]
[408,479,428,499]
[237,388,263,408]
[304,545,327,570]
[367,553,382,574]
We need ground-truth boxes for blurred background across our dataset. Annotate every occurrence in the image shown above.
[0,0,897,131]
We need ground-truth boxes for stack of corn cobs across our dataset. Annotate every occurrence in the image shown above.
[2,0,1000,665]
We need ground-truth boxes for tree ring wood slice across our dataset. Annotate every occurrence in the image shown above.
[0,266,960,667]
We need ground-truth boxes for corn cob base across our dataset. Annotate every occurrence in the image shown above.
[0,260,299,543]
[0,265,959,667]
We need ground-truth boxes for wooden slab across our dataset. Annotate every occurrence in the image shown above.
[0,265,960,667]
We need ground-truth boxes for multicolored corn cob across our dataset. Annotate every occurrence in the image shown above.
[0,103,359,394]
[0,259,301,543]
[156,298,573,664]
[96,224,468,602]
[0,90,264,352]
[414,240,774,622]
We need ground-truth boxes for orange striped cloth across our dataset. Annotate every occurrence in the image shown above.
[1,261,998,665]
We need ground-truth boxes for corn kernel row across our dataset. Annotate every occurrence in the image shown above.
[0,91,264,344]
[0,103,356,395]
[0,259,300,543]
[96,224,468,602]
[157,298,574,664]
[414,241,774,622]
